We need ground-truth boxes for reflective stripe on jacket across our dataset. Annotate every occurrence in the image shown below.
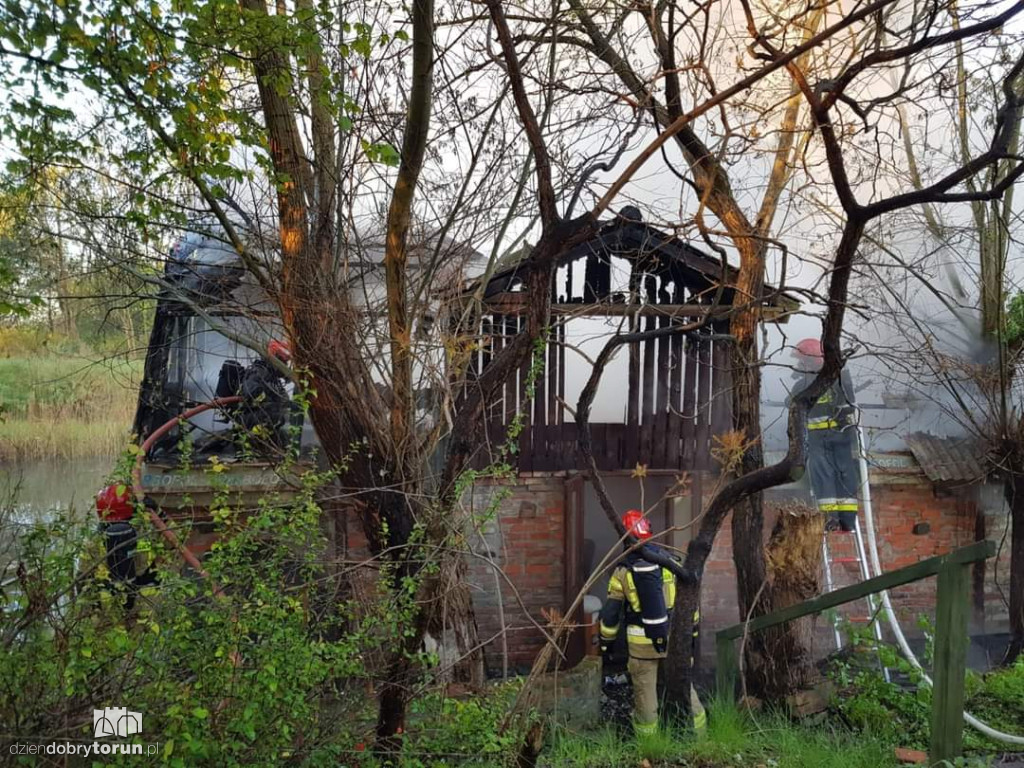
[795,369,857,431]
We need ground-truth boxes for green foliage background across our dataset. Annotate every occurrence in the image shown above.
[0,463,382,766]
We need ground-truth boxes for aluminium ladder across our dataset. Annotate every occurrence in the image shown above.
[820,508,891,682]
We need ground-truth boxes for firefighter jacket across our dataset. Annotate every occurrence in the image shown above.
[598,547,698,661]
[792,369,857,432]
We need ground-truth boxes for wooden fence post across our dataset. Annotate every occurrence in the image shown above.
[710,543,992,750]
[716,633,737,701]
[929,561,971,764]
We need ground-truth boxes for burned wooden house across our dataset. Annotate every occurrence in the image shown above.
[460,207,795,474]
[121,210,1017,679]
[123,209,806,673]
[451,208,798,672]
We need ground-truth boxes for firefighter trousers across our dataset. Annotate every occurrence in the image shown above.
[807,427,860,532]
[627,657,707,736]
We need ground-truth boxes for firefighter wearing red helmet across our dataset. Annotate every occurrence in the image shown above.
[598,510,706,736]
[95,484,141,606]
[95,484,160,608]
[792,337,861,532]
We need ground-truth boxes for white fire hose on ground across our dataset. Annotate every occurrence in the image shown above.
[854,413,1024,745]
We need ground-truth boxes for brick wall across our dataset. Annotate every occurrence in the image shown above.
[465,473,568,675]
[333,466,1013,675]
[868,483,969,617]
[700,512,742,643]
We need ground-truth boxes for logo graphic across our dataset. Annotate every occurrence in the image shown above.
[93,707,143,739]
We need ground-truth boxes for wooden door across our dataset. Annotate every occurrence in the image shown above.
[563,473,586,667]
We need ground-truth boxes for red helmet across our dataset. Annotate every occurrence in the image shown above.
[794,338,823,359]
[621,509,653,540]
[96,484,134,522]
[268,339,292,364]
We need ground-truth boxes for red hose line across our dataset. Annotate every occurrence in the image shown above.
[132,396,247,698]
[132,397,242,593]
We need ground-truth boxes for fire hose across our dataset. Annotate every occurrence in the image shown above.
[129,396,246,694]
[131,396,242,595]
[854,411,1024,746]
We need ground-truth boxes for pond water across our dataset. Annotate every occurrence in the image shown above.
[1,457,113,519]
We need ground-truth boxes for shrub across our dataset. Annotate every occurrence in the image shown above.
[0,464,383,766]
[398,683,525,767]
[828,631,1024,755]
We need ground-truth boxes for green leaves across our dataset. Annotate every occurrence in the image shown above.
[0,461,376,765]
[362,140,401,167]
[1005,291,1024,348]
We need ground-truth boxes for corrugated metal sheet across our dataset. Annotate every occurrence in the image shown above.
[904,432,988,484]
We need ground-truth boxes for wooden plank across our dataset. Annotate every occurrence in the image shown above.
[930,563,971,763]
[487,314,503,428]
[624,421,640,471]
[557,323,566,426]
[695,335,712,470]
[534,329,546,428]
[681,335,698,467]
[534,324,548,467]
[627,314,640,455]
[609,423,625,467]
[592,424,607,471]
[481,316,493,369]
[499,316,511,427]
[547,326,558,429]
[716,541,995,641]
[641,277,657,465]
[606,423,620,468]
[546,327,558,465]
[518,315,532,472]
[562,421,580,470]
[668,330,683,469]
[481,296,790,321]
[710,337,733,440]
[654,315,671,467]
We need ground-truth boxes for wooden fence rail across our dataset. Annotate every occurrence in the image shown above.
[714,540,996,764]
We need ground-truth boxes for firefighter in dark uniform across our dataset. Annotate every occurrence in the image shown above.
[598,509,706,736]
[95,484,159,609]
[792,338,861,532]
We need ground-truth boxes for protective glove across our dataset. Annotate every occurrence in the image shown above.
[652,636,667,655]
[600,641,614,665]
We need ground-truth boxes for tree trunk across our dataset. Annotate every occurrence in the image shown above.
[753,503,823,696]
[425,548,486,685]
[447,561,486,683]
[725,337,813,700]
[724,236,813,700]
[728,331,772,685]
[375,646,419,750]
[562,0,822,703]
[1003,469,1024,664]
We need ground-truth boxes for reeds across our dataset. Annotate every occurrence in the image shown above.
[0,356,140,461]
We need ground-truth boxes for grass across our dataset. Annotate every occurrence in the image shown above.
[0,354,140,461]
[967,656,1024,747]
[832,645,1024,756]
[542,700,901,767]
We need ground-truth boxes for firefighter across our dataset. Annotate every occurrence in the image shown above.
[792,337,861,532]
[233,340,292,451]
[95,485,159,609]
[598,509,706,736]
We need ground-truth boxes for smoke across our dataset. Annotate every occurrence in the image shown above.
[759,217,1020,454]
